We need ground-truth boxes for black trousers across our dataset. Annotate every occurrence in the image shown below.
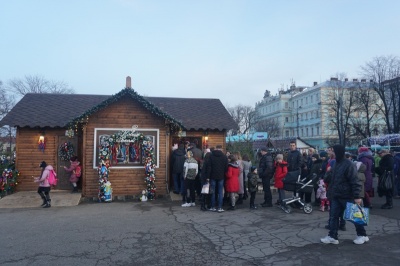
[262,177,272,203]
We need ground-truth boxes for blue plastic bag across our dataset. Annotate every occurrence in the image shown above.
[343,202,369,226]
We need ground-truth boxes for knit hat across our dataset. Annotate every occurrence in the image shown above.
[260,146,268,152]
[250,166,257,173]
[39,161,47,168]
[312,154,320,159]
[319,151,328,158]
[358,147,369,154]
[275,154,283,160]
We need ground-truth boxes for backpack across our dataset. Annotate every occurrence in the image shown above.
[74,165,82,178]
[48,169,58,186]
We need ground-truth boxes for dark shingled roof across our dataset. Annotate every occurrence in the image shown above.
[0,91,238,131]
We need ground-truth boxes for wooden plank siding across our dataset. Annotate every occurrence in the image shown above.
[82,97,169,198]
[15,128,65,191]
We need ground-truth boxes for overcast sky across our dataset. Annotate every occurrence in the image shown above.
[1,0,399,108]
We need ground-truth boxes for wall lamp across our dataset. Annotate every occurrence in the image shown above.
[38,133,46,152]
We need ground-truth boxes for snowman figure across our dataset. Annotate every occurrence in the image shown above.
[140,190,148,202]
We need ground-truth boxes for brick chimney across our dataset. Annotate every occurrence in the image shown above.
[361,79,366,82]
[330,77,338,81]
[345,78,348,82]
[126,76,132,88]
[313,81,318,86]
[353,79,358,82]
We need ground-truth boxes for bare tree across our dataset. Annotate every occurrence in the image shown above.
[350,83,384,138]
[253,116,281,138]
[7,75,74,96]
[0,81,15,120]
[361,55,400,133]
[227,104,254,135]
[324,74,356,146]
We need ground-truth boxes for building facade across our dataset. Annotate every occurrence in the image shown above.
[255,78,386,150]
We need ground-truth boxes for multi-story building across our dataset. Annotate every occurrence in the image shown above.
[255,78,386,150]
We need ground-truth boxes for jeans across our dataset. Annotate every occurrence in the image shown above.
[180,175,186,200]
[278,189,285,202]
[172,172,182,193]
[211,179,224,209]
[329,198,366,240]
[185,179,196,203]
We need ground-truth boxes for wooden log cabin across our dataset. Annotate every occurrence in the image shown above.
[0,78,237,200]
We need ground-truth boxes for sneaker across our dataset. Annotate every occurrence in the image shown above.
[217,208,225,213]
[208,207,217,212]
[353,236,369,245]
[320,236,339,245]
[181,203,191,207]
[250,205,258,210]
[190,203,196,207]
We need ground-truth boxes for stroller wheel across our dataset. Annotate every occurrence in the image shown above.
[303,203,313,214]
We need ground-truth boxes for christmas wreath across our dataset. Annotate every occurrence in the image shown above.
[58,141,75,161]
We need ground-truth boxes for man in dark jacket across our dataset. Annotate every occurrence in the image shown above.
[171,144,186,195]
[287,141,303,173]
[258,146,274,207]
[207,145,228,213]
[321,144,368,245]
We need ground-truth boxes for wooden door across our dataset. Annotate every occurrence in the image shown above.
[57,136,78,190]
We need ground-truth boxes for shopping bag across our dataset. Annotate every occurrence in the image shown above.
[201,183,210,194]
[343,202,369,226]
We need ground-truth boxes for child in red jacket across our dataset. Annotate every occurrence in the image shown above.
[274,154,288,205]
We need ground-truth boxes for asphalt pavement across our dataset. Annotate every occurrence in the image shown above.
[0,189,399,266]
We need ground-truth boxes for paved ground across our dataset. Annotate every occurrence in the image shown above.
[0,190,399,265]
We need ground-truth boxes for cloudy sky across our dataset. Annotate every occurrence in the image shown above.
[1,0,399,107]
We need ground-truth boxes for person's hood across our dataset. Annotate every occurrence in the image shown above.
[212,149,225,157]
[228,162,239,168]
[276,161,288,166]
[45,165,54,171]
[358,150,373,160]
[333,144,345,162]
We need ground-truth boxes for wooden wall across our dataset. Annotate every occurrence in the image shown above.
[15,128,65,191]
[82,97,168,198]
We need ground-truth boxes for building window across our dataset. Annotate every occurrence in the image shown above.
[311,128,314,136]
[317,127,320,135]
[301,128,304,136]
[311,95,313,103]
[306,128,309,136]
[285,117,289,122]
[285,102,288,109]
[306,97,308,104]
[285,130,289,137]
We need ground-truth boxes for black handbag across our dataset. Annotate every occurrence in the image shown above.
[378,170,394,192]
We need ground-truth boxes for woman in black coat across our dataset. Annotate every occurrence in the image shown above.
[376,150,395,209]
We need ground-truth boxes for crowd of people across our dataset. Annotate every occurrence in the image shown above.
[172,140,400,246]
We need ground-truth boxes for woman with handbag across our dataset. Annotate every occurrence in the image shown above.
[376,149,395,209]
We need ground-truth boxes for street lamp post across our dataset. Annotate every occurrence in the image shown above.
[296,106,302,137]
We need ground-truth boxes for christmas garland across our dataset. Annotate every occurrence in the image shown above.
[58,141,75,161]
[97,129,156,202]
[0,169,19,198]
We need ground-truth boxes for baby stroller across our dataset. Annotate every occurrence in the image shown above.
[279,172,318,214]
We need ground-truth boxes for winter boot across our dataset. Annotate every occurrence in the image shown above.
[71,187,79,193]
[39,193,47,207]
[43,199,51,208]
